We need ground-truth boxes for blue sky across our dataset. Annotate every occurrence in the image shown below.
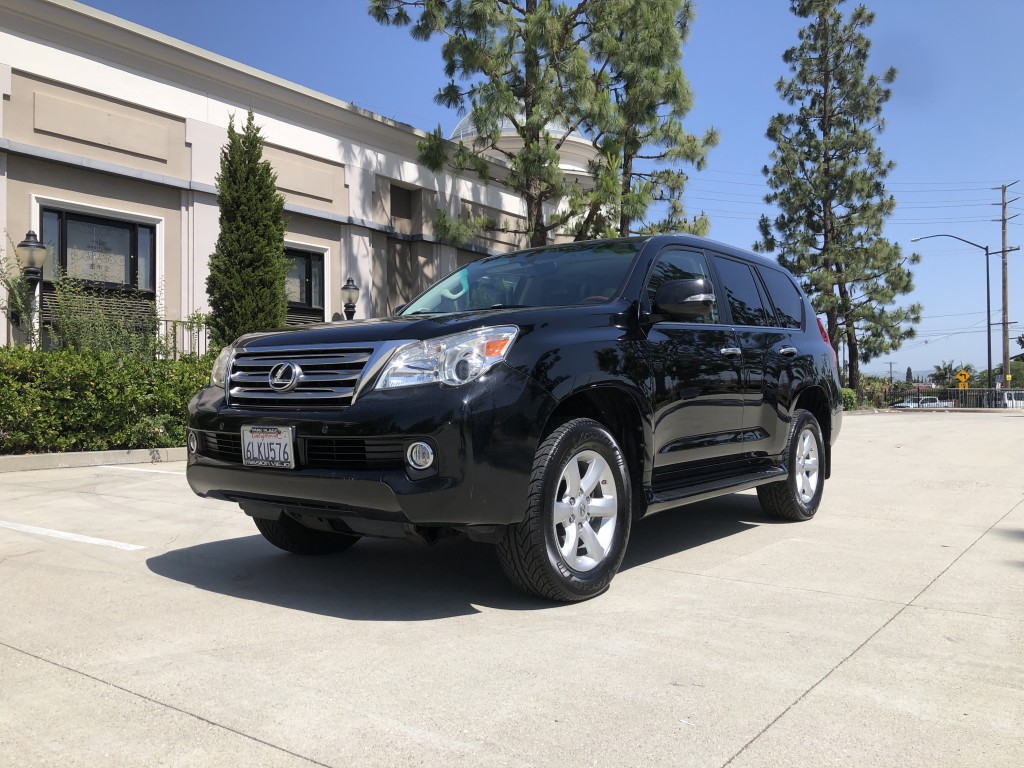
[79,0,1023,378]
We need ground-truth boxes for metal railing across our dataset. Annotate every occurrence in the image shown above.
[885,387,1024,410]
[159,318,209,358]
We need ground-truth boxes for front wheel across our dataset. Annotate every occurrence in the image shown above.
[757,409,825,521]
[253,514,360,555]
[497,418,632,602]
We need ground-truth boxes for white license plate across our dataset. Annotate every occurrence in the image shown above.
[241,425,295,469]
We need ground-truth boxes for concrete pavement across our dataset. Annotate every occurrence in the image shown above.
[0,411,1021,767]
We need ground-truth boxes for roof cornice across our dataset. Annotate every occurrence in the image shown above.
[1,0,429,142]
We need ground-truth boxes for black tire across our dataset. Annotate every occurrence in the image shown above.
[253,514,360,555]
[497,418,632,602]
[757,408,825,522]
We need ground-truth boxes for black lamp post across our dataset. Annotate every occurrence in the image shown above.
[340,277,360,321]
[14,230,49,346]
[911,234,992,391]
[15,230,47,286]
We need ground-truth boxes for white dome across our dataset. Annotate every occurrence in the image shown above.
[448,112,597,177]
[449,113,578,142]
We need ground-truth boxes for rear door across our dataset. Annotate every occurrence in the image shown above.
[708,254,809,461]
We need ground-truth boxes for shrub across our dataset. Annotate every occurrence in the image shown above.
[48,275,162,357]
[0,347,213,454]
[841,387,857,411]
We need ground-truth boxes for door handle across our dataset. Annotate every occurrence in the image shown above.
[778,346,798,357]
[720,347,742,358]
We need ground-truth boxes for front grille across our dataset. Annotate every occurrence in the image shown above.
[228,343,375,408]
[196,430,405,472]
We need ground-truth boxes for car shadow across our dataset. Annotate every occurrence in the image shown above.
[621,492,768,571]
[146,493,774,621]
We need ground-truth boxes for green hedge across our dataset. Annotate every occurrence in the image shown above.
[841,387,857,411]
[0,347,213,454]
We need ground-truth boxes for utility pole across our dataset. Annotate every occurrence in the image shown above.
[886,361,897,383]
[994,180,1019,388]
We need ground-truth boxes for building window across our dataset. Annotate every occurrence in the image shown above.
[285,247,324,325]
[40,208,156,293]
[390,185,413,220]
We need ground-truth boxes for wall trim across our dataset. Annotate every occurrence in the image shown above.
[2,137,499,257]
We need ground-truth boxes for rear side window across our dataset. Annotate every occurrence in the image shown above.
[710,256,770,327]
[758,267,804,329]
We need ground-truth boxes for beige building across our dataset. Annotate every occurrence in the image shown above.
[0,0,594,349]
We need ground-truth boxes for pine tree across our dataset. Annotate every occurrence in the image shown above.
[754,0,920,394]
[369,0,712,246]
[206,111,288,348]
[575,0,717,239]
[905,365,913,384]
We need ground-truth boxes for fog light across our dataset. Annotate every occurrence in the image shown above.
[187,430,199,454]
[406,441,435,470]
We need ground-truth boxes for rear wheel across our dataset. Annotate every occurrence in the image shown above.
[757,409,824,521]
[497,418,632,602]
[253,514,360,555]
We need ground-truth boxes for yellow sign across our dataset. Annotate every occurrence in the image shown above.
[958,382,969,390]
[955,369,971,383]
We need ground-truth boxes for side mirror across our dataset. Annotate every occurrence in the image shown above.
[653,278,715,320]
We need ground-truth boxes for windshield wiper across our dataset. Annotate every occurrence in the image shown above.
[488,304,531,309]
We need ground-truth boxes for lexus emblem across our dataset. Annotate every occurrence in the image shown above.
[268,362,302,392]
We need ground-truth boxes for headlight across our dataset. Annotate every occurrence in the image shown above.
[376,326,518,390]
[210,346,234,388]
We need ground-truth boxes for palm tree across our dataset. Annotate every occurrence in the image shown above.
[929,360,975,388]
[929,360,956,387]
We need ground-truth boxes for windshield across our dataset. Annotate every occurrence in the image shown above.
[399,241,643,316]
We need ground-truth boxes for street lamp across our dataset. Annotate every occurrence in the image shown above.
[15,230,48,285]
[911,234,992,391]
[14,230,49,346]
[340,277,360,321]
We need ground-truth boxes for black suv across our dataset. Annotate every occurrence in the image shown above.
[187,235,842,601]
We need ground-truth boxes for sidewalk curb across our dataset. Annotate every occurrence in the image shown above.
[0,447,186,473]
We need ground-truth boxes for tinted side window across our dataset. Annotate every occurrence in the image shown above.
[645,249,719,323]
[758,267,804,329]
[711,256,770,327]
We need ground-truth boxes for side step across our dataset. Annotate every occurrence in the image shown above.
[646,467,787,516]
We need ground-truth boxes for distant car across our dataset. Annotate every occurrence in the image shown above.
[891,396,950,409]
[892,396,927,408]
[996,390,1024,409]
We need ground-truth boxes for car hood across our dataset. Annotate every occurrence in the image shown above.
[228,305,611,350]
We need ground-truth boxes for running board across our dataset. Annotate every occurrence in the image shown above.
[646,467,787,516]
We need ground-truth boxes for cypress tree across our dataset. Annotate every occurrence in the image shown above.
[754,0,920,393]
[206,111,288,348]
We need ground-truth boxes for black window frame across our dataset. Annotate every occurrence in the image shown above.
[40,207,156,295]
[756,266,806,330]
[643,248,721,324]
[285,247,325,324]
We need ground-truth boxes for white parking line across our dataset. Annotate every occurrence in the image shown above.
[0,520,146,551]
[99,465,185,475]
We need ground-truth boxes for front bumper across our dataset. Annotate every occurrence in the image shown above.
[185,364,553,527]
